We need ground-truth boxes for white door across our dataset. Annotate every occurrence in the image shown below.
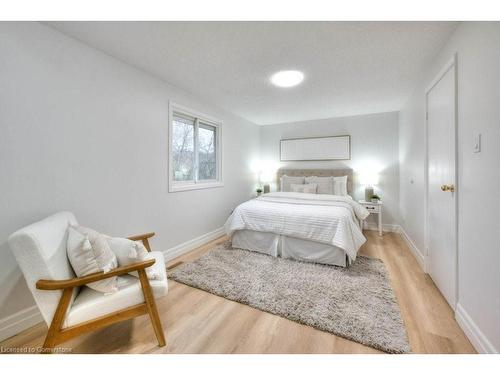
[426,59,457,309]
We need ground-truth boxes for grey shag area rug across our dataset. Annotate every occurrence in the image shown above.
[169,242,410,353]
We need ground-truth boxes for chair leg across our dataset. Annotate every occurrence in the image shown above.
[138,269,166,347]
[43,287,73,353]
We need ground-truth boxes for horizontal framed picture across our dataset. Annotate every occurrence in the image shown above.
[280,135,350,161]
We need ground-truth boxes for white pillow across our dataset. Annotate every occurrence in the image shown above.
[291,183,318,194]
[333,175,348,196]
[280,175,305,192]
[305,176,334,194]
[66,226,118,294]
[107,237,162,280]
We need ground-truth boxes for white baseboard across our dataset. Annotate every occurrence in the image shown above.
[163,227,226,262]
[362,222,400,233]
[0,305,43,342]
[397,230,498,354]
[397,226,426,271]
[456,303,498,353]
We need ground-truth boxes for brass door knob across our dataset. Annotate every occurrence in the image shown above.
[441,184,455,192]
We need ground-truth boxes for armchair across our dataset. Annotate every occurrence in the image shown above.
[8,212,167,352]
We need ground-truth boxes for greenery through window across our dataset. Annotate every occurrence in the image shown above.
[171,109,220,189]
[197,123,217,180]
[172,114,195,181]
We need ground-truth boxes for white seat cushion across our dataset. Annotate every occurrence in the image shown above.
[63,251,168,328]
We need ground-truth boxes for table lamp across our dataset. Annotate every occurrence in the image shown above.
[260,171,274,194]
[360,171,379,201]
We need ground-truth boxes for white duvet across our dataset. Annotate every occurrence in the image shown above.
[224,192,370,262]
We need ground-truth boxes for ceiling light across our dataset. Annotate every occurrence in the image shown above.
[270,70,304,88]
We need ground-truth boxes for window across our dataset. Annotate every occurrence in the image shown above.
[169,103,222,192]
[197,122,217,180]
[172,114,195,182]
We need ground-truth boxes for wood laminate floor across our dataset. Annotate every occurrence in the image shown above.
[0,231,475,353]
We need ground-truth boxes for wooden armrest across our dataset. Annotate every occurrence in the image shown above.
[127,232,155,241]
[36,259,156,290]
[127,232,155,252]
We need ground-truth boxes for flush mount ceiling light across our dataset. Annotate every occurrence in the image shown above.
[270,70,304,88]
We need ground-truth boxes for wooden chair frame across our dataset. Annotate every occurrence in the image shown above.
[36,232,166,352]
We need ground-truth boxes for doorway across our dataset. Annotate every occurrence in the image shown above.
[425,55,458,309]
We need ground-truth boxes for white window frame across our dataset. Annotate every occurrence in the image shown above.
[168,101,223,192]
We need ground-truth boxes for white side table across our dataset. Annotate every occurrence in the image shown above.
[359,200,383,236]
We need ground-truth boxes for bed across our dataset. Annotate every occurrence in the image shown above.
[224,169,370,267]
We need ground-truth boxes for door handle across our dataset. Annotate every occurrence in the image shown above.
[441,184,455,192]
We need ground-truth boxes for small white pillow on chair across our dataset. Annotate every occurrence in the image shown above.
[66,226,118,294]
[106,237,162,281]
[291,183,318,194]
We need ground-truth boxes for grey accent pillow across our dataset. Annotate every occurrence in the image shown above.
[280,175,305,192]
[67,226,118,294]
[106,237,162,280]
[305,176,334,194]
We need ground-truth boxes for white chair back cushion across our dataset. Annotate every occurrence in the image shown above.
[8,211,78,325]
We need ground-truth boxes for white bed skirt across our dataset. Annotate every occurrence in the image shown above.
[231,229,348,267]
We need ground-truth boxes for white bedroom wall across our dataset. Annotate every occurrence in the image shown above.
[399,21,500,353]
[0,22,260,336]
[260,112,400,228]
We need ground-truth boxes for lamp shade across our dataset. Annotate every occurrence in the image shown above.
[360,171,379,186]
[260,171,275,183]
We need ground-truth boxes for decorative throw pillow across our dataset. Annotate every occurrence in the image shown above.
[333,175,348,196]
[291,183,318,194]
[133,251,163,281]
[305,176,334,194]
[106,237,162,280]
[66,226,118,294]
[280,175,305,192]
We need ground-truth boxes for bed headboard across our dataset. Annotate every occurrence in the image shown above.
[276,168,354,195]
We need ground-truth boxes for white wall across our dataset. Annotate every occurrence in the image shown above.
[0,22,260,331]
[260,112,400,228]
[399,22,500,353]
[399,90,427,253]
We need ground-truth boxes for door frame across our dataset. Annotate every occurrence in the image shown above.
[424,53,459,310]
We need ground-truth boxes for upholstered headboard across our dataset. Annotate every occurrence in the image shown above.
[276,168,354,195]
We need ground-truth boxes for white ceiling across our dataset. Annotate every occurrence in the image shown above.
[47,21,458,125]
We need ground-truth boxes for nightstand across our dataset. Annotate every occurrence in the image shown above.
[359,200,383,236]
